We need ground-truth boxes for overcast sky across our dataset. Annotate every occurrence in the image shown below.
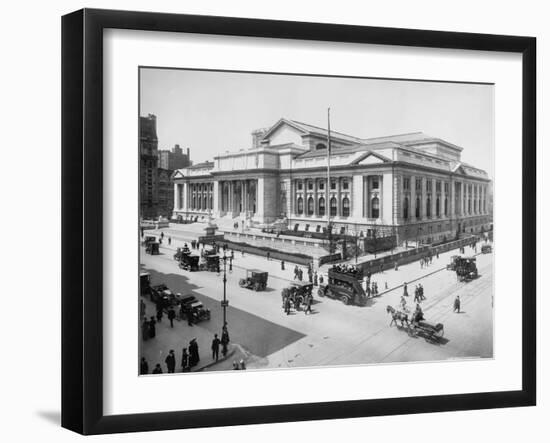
[140,68,494,178]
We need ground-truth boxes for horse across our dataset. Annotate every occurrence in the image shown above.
[386,305,411,330]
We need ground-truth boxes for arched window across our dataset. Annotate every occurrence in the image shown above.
[371,197,380,219]
[436,197,440,217]
[416,197,420,219]
[330,197,337,216]
[403,197,409,219]
[444,197,448,216]
[342,197,350,217]
[318,197,325,216]
[315,143,327,150]
[297,197,304,214]
[426,197,431,217]
[307,197,314,215]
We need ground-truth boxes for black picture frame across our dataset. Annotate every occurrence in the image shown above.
[61,8,536,435]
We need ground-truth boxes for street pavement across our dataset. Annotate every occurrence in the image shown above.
[140,234,494,374]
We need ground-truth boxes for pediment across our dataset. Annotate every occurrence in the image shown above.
[351,151,390,165]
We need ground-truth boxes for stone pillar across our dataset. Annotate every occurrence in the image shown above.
[421,177,427,220]
[352,175,363,220]
[213,181,220,217]
[410,175,416,221]
[432,178,437,218]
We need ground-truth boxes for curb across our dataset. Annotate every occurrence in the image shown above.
[193,345,237,372]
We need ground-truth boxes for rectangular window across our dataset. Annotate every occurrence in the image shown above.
[297,182,303,190]
[415,178,422,191]
[436,181,441,192]
[342,181,349,190]
[307,182,313,190]
[403,177,410,190]
[330,181,336,190]
[444,182,449,193]
[319,182,325,190]
[372,178,379,189]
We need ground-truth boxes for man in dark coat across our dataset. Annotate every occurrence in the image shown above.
[281,260,285,270]
[211,334,221,361]
[148,316,156,339]
[284,296,291,315]
[189,339,199,367]
[156,307,163,323]
[141,319,149,341]
[221,324,230,357]
[140,357,149,375]
[181,348,189,372]
[454,296,461,313]
[167,307,176,328]
[165,349,176,373]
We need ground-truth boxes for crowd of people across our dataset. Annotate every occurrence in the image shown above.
[140,327,232,375]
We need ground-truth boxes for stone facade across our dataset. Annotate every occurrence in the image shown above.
[172,118,493,244]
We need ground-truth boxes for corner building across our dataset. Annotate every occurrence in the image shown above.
[172,118,492,244]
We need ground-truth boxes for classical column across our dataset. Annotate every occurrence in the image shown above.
[432,178,437,218]
[410,175,416,221]
[421,177,427,221]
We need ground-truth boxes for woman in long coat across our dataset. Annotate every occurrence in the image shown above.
[141,318,149,341]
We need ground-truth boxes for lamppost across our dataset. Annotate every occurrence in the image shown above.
[218,249,232,356]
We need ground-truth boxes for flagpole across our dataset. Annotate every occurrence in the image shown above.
[327,108,332,254]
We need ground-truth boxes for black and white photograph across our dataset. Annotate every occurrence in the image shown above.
[138,68,494,375]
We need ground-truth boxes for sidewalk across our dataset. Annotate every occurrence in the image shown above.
[140,294,237,375]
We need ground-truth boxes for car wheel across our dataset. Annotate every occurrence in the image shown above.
[341,296,350,305]
[317,288,325,297]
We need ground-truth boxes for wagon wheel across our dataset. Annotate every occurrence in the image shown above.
[296,295,304,305]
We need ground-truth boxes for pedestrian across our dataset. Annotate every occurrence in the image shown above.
[379,263,383,274]
[308,271,313,284]
[140,357,149,375]
[140,227,144,238]
[284,296,291,315]
[267,252,270,261]
[140,299,146,320]
[168,307,176,328]
[241,249,244,257]
[454,295,461,313]
[141,318,149,341]
[281,260,285,271]
[298,268,303,281]
[179,302,185,321]
[181,348,189,372]
[189,339,199,367]
[165,349,176,373]
[231,249,234,260]
[403,282,409,297]
[148,316,156,339]
[221,324,230,357]
[156,307,163,323]
[420,259,424,269]
[211,334,221,361]
[394,261,399,271]
[152,363,163,374]
[187,308,194,327]
[385,281,388,290]
[319,274,324,285]
[304,294,312,315]
[436,251,439,259]
[160,231,164,240]
[168,236,172,246]
[414,285,420,303]
[313,271,318,286]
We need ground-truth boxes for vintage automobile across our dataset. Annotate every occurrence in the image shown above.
[481,244,492,254]
[149,284,179,311]
[239,269,269,291]
[281,281,313,307]
[179,253,200,271]
[173,245,191,261]
[446,255,462,271]
[141,235,157,247]
[455,256,478,281]
[179,294,210,324]
[317,269,368,306]
[200,254,220,272]
[140,272,151,296]
[146,241,160,255]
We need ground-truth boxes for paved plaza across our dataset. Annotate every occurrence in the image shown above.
[140,224,493,374]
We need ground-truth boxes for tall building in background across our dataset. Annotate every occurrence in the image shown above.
[139,114,159,219]
[159,144,192,170]
[140,115,187,218]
